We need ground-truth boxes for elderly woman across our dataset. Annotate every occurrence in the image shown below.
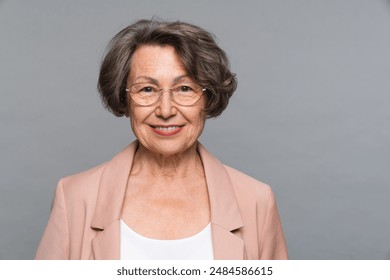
[35,19,287,260]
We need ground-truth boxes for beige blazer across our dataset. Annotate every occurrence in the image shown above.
[35,142,288,259]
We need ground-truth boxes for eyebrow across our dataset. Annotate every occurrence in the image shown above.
[132,76,158,84]
[132,75,191,84]
[173,75,190,83]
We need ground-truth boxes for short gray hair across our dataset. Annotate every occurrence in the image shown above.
[98,19,237,118]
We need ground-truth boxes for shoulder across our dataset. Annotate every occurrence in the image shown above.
[58,162,108,200]
[223,164,275,209]
[223,165,272,195]
[61,162,107,185]
[58,141,137,194]
[197,142,274,205]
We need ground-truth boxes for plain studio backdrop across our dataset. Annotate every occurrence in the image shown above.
[1,0,390,260]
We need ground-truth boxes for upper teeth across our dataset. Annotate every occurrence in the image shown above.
[156,126,179,131]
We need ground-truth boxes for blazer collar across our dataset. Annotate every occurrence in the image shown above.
[91,141,244,259]
[91,142,137,230]
[197,143,243,230]
[197,142,244,259]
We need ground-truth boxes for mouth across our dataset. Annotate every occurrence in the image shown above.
[150,125,184,136]
[153,126,181,131]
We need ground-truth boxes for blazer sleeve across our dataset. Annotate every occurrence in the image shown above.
[258,187,288,259]
[35,179,70,259]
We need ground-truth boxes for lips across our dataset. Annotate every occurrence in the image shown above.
[150,125,184,136]
[154,126,180,131]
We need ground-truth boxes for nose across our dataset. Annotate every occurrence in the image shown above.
[154,90,177,119]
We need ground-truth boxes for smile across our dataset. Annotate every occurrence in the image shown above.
[155,126,180,131]
[150,125,184,136]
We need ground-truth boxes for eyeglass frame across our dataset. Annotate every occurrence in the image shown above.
[125,82,207,107]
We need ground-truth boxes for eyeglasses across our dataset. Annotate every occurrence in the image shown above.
[125,82,206,106]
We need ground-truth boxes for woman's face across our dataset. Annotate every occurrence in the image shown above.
[127,45,206,157]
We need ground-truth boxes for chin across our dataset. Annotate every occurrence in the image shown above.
[148,141,197,157]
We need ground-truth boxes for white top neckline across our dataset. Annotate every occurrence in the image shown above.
[120,219,214,260]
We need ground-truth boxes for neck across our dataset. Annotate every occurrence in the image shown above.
[131,142,204,179]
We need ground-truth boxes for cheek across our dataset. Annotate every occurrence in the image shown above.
[189,110,206,136]
[195,102,207,130]
[129,103,152,123]
[128,107,149,136]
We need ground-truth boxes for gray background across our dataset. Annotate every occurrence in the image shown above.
[1,0,389,260]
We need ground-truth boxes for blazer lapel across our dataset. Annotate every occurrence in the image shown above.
[91,220,120,259]
[198,143,245,259]
[211,224,245,259]
[90,142,138,260]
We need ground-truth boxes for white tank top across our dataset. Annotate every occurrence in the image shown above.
[120,220,214,260]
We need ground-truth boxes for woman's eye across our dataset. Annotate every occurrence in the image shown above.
[179,86,193,92]
[140,86,155,93]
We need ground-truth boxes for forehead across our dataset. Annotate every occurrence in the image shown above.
[129,45,188,82]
